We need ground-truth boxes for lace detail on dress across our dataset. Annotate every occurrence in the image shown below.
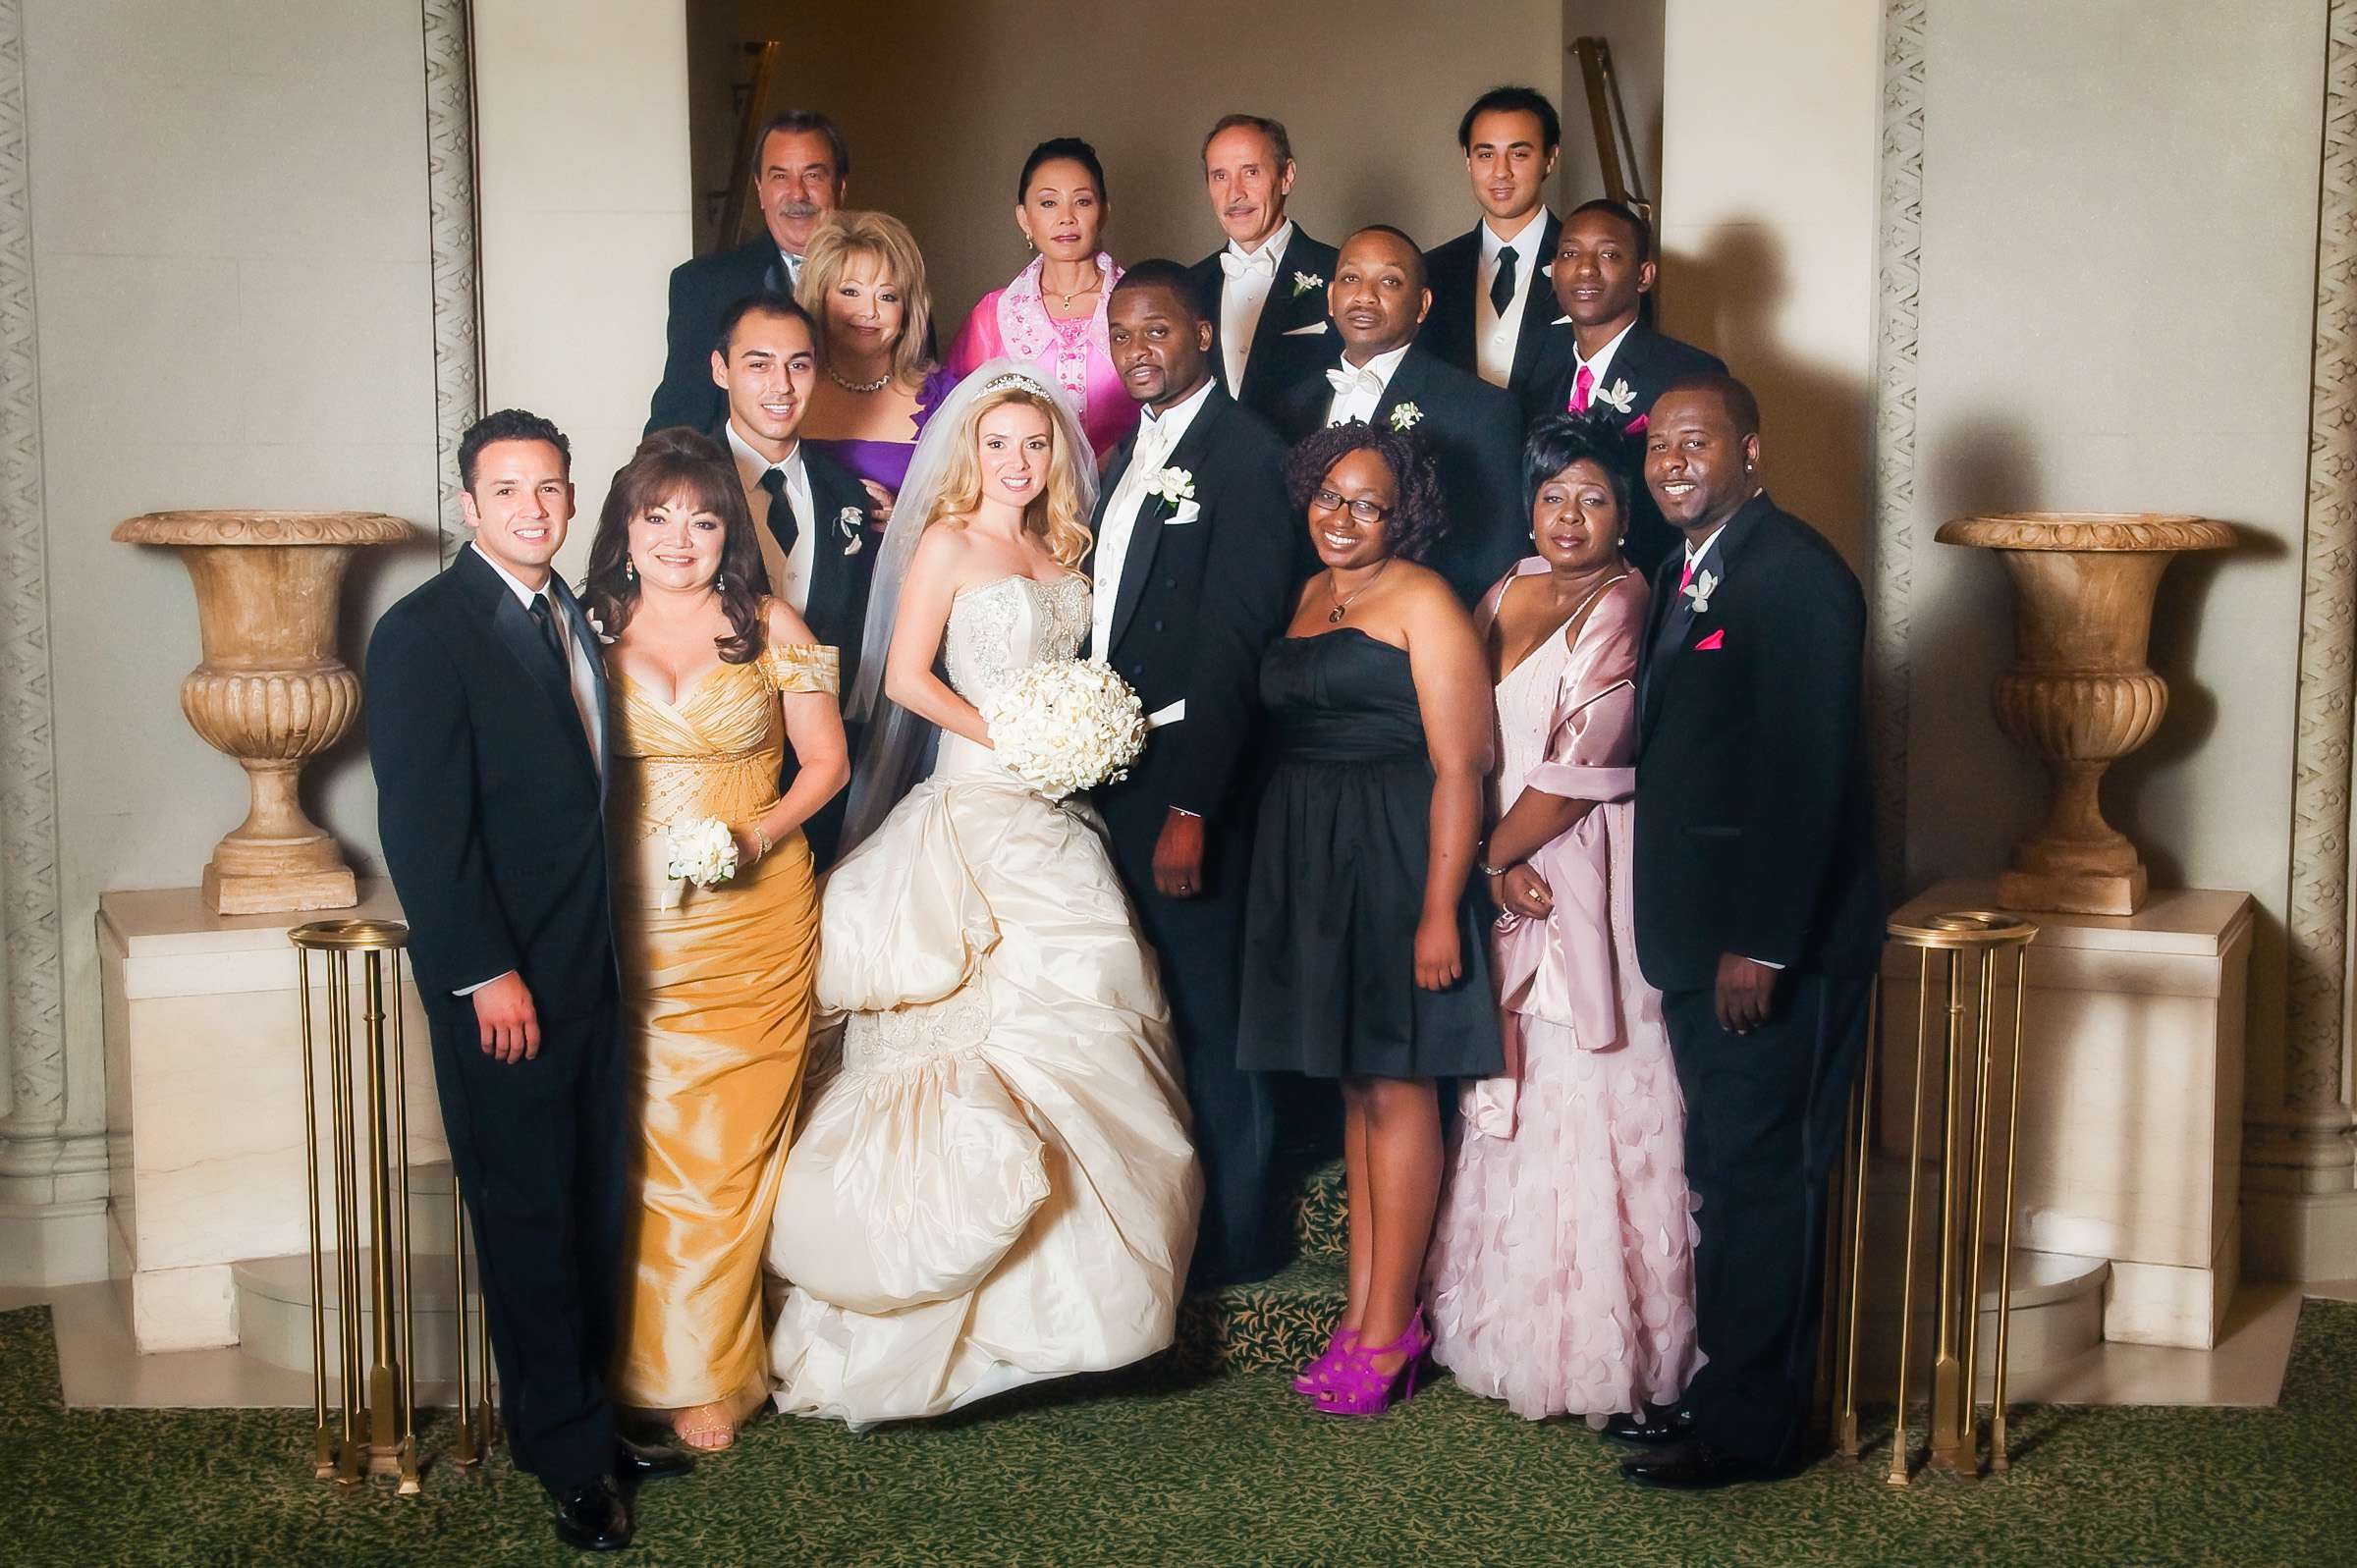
[942,574,1091,708]
[841,990,991,1075]
[763,641,840,695]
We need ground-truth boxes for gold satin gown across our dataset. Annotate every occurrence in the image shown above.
[606,634,838,1411]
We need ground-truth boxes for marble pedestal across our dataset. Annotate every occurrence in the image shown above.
[1880,880,2251,1348]
[98,884,445,1353]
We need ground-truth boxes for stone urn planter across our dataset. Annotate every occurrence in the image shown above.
[114,511,413,914]
[1934,512,2234,916]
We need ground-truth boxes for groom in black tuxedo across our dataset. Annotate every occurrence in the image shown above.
[1273,226,1521,603]
[1094,260,1297,1286]
[366,411,688,1550]
[648,110,848,433]
[1521,199,1726,576]
[706,292,877,864]
[1188,115,1340,425]
[1618,374,1881,1489]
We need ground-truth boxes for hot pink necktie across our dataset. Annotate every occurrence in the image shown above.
[1570,364,1595,412]
[1679,556,1694,592]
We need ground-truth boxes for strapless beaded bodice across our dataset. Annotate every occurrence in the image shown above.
[932,573,1092,783]
[943,574,1092,708]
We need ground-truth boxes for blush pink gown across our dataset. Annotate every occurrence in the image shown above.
[1425,563,1702,1425]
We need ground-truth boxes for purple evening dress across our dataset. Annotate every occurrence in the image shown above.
[805,365,961,499]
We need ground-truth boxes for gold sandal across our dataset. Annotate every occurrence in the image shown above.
[671,1402,737,1451]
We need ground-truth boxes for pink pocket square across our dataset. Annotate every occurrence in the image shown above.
[1693,629,1725,651]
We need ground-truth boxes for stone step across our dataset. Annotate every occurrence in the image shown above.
[235,1247,483,1390]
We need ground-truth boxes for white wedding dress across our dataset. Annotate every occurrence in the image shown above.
[765,573,1202,1425]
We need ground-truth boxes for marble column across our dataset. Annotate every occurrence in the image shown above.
[2245,0,2357,1281]
[423,0,483,566]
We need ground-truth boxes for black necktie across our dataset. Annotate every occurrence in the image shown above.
[526,593,567,671]
[759,465,800,559]
[1490,245,1518,316]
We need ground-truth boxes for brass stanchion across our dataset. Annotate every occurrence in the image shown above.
[1833,910,2037,1485]
[291,918,442,1492]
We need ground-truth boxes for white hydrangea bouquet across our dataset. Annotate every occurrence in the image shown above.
[981,658,1148,800]
[664,815,740,896]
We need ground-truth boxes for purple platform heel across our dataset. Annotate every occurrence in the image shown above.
[1313,1309,1432,1417]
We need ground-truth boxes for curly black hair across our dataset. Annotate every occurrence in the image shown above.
[1283,422,1449,566]
[1521,409,1639,519]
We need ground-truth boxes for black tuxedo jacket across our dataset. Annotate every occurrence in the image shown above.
[1089,386,1295,825]
[365,546,614,1011]
[1189,227,1342,427]
[649,239,781,434]
[1273,346,1524,604]
[712,427,879,702]
[1422,210,1562,392]
[1631,492,1881,993]
[1520,318,1727,575]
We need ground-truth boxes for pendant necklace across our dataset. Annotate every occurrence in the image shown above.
[1326,560,1393,623]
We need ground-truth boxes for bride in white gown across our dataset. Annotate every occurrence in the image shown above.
[764,360,1201,1425]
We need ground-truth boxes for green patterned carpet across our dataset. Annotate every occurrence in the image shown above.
[6,1296,2357,1567]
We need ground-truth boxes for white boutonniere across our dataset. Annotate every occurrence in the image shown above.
[1683,568,1719,617]
[835,506,864,556]
[1143,465,1195,507]
[583,610,615,646]
[1291,270,1324,297]
[1389,402,1424,432]
[1593,378,1636,415]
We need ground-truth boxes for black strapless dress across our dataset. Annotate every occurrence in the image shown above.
[1238,629,1503,1079]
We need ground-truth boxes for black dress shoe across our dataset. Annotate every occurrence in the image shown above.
[547,1476,633,1550]
[1618,1437,1778,1490]
[1601,1406,1695,1446]
[616,1433,693,1482]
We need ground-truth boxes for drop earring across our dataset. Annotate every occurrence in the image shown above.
[624,558,635,582]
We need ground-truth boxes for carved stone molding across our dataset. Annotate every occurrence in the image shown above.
[422,0,482,566]
[1870,0,1928,903]
[2271,0,2357,1172]
[0,0,70,1176]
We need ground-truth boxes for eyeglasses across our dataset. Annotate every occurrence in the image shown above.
[1310,488,1394,525]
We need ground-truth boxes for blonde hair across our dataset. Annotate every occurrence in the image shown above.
[926,383,1091,568]
[795,209,934,388]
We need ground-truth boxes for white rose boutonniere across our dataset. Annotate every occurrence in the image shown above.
[583,610,615,646]
[1389,402,1424,433]
[1683,568,1719,618]
[1143,465,1195,507]
[835,506,864,555]
[1593,378,1636,415]
[1291,270,1324,297]
[665,815,740,889]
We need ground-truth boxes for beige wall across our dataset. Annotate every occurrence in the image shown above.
[23,0,444,1133]
[474,0,692,581]
[685,0,1572,339]
[1903,0,2325,1091]
[1657,0,1882,560]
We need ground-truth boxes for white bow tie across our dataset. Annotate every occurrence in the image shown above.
[1220,246,1277,279]
[1326,363,1384,399]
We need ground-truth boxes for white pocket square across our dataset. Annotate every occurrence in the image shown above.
[1283,320,1329,336]
[1146,699,1187,729]
[1167,499,1200,525]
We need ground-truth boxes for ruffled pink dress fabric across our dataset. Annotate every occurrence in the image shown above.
[1426,563,1703,1424]
[948,253,1139,460]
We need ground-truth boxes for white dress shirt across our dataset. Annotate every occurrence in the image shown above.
[1217,219,1294,398]
[1323,343,1413,427]
[727,420,815,613]
[1475,208,1550,388]
[1092,376,1215,656]
[1571,317,1637,401]
[459,541,605,996]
